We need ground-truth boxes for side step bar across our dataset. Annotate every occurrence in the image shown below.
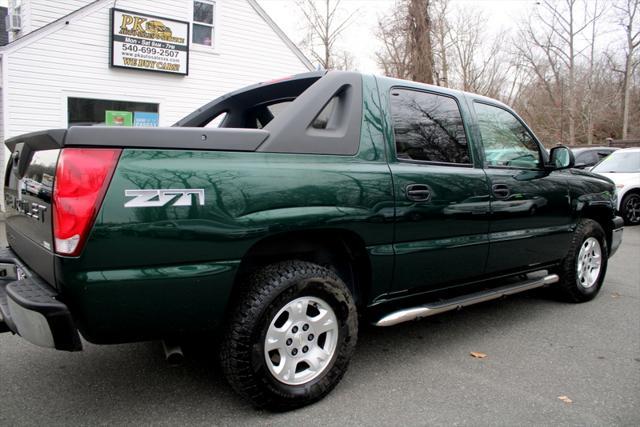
[375,274,559,327]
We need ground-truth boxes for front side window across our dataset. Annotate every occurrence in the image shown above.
[193,0,215,46]
[390,89,470,164]
[474,102,542,169]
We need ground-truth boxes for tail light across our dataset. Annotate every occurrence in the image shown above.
[53,148,121,256]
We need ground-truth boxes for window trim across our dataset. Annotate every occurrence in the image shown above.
[472,100,546,171]
[388,86,474,167]
[192,0,217,50]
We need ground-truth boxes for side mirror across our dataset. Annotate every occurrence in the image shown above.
[548,145,575,170]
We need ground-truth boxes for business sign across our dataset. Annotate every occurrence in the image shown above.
[134,112,160,127]
[111,8,189,75]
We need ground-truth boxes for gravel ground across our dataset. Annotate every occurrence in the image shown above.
[1,223,639,426]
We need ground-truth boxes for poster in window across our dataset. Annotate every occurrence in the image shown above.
[111,8,189,75]
[106,111,133,126]
[134,112,160,127]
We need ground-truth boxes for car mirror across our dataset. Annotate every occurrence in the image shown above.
[548,145,575,170]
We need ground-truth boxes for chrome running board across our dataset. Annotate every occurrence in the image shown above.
[375,274,559,327]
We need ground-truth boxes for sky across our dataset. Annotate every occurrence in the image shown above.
[258,0,539,73]
[3,0,619,73]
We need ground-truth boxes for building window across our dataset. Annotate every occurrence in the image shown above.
[68,98,159,127]
[193,0,215,47]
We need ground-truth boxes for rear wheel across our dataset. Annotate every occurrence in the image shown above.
[621,192,640,225]
[552,219,608,302]
[220,260,358,411]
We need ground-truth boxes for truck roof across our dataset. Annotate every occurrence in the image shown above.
[375,74,511,109]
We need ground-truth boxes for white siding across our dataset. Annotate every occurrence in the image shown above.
[1,55,5,187]
[10,0,94,41]
[3,0,310,138]
[0,86,4,144]
[28,0,94,31]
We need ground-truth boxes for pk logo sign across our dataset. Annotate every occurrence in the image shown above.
[124,189,205,208]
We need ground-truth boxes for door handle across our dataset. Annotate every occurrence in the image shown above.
[406,184,431,202]
[492,183,510,199]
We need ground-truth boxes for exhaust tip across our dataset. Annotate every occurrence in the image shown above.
[162,340,184,366]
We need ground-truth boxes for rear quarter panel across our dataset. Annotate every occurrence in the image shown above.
[56,76,395,343]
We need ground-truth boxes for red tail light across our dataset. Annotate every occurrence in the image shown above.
[53,148,121,256]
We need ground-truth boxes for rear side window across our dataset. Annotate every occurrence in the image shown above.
[390,89,470,164]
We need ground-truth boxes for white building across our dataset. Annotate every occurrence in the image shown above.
[0,0,312,171]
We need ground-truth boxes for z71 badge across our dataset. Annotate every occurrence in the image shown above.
[124,189,205,208]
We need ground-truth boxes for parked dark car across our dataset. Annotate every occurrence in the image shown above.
[0,71,625,410]
[572,146,618,169]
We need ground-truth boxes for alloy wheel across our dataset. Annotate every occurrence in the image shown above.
[264,296,339,385]
[576,237,602,289]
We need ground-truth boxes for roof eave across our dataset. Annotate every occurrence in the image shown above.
[246,0,314,71]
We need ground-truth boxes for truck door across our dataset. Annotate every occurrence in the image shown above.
[469,100,573,274]
[386,87,491,295]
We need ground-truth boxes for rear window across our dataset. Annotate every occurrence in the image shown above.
[592,152,640,173]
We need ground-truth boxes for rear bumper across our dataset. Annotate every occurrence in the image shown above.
[609,216,624,258]
[0,247,82,351]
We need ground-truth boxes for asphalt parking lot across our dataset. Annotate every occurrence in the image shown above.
[1,224,639,426]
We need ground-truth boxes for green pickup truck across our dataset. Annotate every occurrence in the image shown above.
[0,71,624,410]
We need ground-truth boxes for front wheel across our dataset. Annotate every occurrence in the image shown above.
[552,219,608,302]
[220,260,358,411]
[621,192,640,225]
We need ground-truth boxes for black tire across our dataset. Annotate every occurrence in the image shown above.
[220,260,358,411]
[621,192,640,225]
[552,219,608,302]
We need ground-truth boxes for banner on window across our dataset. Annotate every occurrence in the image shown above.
[111,8,189,75]
[134,112,160,127]
[105,110,133,126]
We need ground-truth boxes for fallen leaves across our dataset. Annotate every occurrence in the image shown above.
[558,395,573,404]
[611,292,621,298]
[470,351,487,359]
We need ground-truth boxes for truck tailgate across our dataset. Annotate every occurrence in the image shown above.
[4,130,64,286]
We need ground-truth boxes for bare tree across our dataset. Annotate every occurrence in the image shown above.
[613,0,640,139]
[333,49,357,71]
[583,0,607,144]
[407,0,435,84]
[376,0,448,83]
[375,1,412,79]
[447,7,509,97]
[297,0,358,70]
[431,0,451,87]
[514,0,604,145]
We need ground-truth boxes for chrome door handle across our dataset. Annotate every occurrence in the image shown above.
[406,184,431,202]
[492,184,510,199]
